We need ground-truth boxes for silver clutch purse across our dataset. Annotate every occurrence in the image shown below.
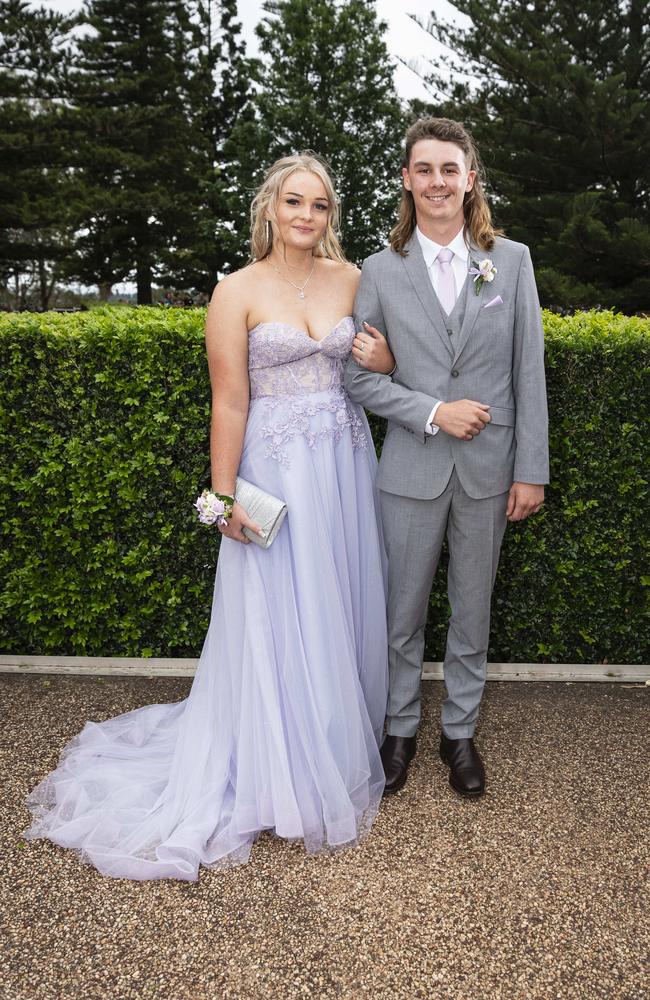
[235,476,287,548]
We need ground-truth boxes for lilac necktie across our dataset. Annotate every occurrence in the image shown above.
[436,247,456,315]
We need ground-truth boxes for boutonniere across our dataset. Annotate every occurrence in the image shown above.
[469,258,497,295]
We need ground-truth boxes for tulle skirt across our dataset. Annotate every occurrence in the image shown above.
[23,392,389,880]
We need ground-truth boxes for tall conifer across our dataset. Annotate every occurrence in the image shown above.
[157,0,252,290]
[225,0,404,267]
[67,0,251,300]
[413,0,650,311]
[70,0,200,303]
[0,0,76,309]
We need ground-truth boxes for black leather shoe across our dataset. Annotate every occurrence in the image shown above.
[380,735,417,796]
[439,733,485,797]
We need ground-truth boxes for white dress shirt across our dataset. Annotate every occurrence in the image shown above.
[415,226,470,436]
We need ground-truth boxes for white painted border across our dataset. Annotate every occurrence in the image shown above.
[0,655,648,683]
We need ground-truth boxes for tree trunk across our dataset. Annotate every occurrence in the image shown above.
[38,257,50,311]
[99,282,112,302]
[136,258,152,305]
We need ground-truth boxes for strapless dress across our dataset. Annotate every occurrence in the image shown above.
[23,316,389,880]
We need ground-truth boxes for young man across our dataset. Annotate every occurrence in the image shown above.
[345,117,549,797]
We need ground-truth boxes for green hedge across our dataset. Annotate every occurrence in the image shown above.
[0,306,647,663]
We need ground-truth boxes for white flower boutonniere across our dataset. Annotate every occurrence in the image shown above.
[469,258,497,296]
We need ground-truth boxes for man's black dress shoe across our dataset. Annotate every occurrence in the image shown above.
[380,735,417,796]
[439,732,485,797]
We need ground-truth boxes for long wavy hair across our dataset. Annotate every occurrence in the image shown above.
[249,152,348,263]
[390,117,503,255]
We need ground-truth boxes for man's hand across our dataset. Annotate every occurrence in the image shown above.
[434,400,491,440]
[506,482,544,522]
[351,322,396,375]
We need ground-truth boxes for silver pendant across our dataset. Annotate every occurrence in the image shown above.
[298,291,305,299]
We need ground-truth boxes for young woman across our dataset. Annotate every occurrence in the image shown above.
[23,153,396,881]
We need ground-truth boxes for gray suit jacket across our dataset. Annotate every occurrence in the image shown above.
[344,232,549,500]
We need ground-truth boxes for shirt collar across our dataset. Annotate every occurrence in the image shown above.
[416,225,469,268]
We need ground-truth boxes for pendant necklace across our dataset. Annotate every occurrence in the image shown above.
[269,257,315,299]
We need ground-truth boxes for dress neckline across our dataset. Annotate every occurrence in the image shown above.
[248,315,353,345]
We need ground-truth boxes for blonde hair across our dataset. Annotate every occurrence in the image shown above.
[390,117,503,255]
[250,152,348,263]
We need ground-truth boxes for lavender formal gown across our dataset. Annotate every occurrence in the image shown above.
[24,317,389,881]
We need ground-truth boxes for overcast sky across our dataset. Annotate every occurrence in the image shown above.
[35,0,465,102]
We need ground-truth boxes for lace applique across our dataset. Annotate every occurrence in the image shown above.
[260,389,367,467]
[249,352,343,398]
[246,319,367,466]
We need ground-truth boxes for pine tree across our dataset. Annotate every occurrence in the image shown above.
[66,0,252,301]
[69,0,206,303]
[412,0,650,311]
[225,0,405,267]
[155,0,252,291]
[0,0,77,309]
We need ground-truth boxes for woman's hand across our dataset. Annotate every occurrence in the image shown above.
[351,322,395,375]
[218,501,265,545]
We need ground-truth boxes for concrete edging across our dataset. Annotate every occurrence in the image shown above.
[1,655,648,683]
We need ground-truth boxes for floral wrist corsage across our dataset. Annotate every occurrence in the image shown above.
[469,258,497,295]
[194,489,234,528]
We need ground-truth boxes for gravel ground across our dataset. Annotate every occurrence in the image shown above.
[2,675,648,1000]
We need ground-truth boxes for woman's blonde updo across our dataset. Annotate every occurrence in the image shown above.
[250,152,348,264]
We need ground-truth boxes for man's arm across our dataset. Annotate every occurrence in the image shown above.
[343,260,441,443]
[511,246,550,485]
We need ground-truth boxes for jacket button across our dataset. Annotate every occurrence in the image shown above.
[447,328,454,336]
[451,369,459,377]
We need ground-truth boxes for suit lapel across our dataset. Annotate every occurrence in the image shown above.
[452,239,487,364]
[401,233,454,359]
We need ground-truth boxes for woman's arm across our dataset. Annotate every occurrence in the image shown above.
[344,261,439,442]
[344,265,395,375]
[204,275,262,544]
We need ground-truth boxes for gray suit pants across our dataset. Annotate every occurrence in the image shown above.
[380,466,509,739]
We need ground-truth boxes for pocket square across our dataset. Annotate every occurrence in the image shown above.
[483,294,504,309]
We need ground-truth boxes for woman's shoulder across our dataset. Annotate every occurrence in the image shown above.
[319,256,358,272]
[212,261,267,302]
[319,257,360,286]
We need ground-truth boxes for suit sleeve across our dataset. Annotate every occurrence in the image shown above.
[344,259,441,444]
[512,247,550,484]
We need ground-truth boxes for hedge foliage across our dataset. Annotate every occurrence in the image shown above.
[0,306,647,663]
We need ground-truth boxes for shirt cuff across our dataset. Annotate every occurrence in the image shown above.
[425,400,443,436]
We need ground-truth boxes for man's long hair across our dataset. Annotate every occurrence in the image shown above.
[390,117,503,255]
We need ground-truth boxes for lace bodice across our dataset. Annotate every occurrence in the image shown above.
[246,317,367,466]
[248,316,355,397]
